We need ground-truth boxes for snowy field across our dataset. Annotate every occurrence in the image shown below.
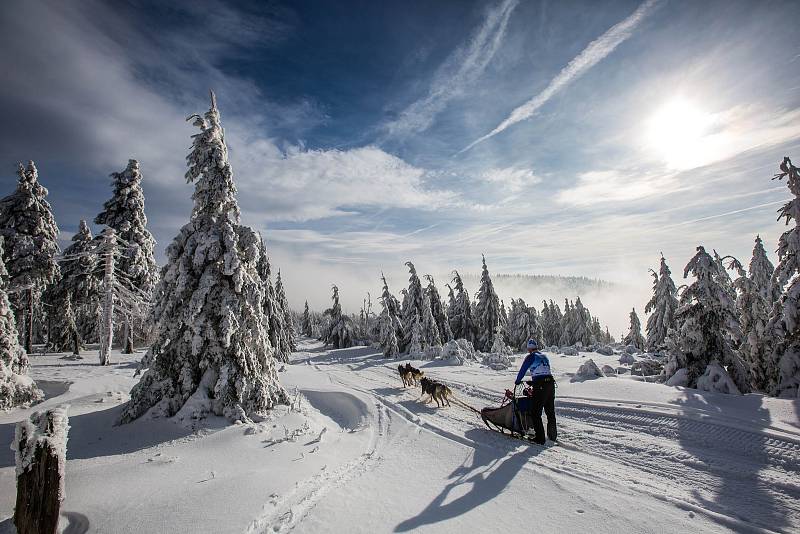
[1,339,799,533]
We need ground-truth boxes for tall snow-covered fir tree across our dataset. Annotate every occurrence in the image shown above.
[0,161,60,353]
[401,262,425,352]
[474,255,501,351]
[731,238,775,391]
[623,308,645,349]
[50,295,82,356]
[507,298,543,350]
[644,255,679,352]
[541,300,562,347]
[379,274,403,353]
[420,292,441,348]
[0,238,43,409]
[665,246,750,392]
[48,220,101,351]
[559,299,574,346]
[120,92,287,424]
[448,271,476,344]
[255,241,290,364]
[301,301,313,337]
[572,297,592,347]
[424,275,452,342]
[95,159,159,353]
[323,285,356,349]
[275,271,296,353]
[767,157,800,397]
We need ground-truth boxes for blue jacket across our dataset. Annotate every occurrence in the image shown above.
[515,351,552,384]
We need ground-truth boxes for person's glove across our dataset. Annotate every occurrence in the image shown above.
[504,389,514,399]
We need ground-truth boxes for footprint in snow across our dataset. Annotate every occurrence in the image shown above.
[576,509,585,514]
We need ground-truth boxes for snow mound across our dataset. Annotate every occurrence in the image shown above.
[424,345,442,360]
[696,361,741,395]
[571,359,604,382]
[595,345,614,356]
[440,340,466,365]
[619,353,635,365]
[455,339,480,361]
[483,352,513,371]
[666,368,689,387]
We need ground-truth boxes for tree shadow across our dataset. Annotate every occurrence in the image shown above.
[673,391,797,531]
[394,431,542,532]
[0,404,203,468]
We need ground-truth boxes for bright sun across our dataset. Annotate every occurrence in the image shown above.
[646,98,715,170]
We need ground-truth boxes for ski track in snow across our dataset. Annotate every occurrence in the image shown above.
[306,356,800,534]
[246,394,391,534]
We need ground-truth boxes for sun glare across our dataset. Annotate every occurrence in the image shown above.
[646,98,715,170]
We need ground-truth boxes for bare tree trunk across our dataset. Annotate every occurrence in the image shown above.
[122,314,134,354]
[25,287,33,355]
[13,409,69,534]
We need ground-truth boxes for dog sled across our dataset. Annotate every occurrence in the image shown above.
[480,385,546,442]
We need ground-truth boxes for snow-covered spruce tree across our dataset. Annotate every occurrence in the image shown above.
[421,292,441,348]
[95,159,159,353]
[424,275,452,342]
[572,297,592,347]
[400,262,425,353]
[65,221,101,343]
[528,305,545,347]
[767,157,800,397]
[559,299,574,346]
[0,238,43,409]
[665,246,749,392]
[590,316,604,345]
[120,93,287,424]
[275,271,296,353]
[507,298,529,350]
[47,219,101,352]
[301,301,313,337]
[50,295,82,356]
[644,255,678,352]
[729,241,774,391]
[407,310,423,357]
[448,271,476,344]
[623,308,645,350]
[255,242,290,364]
[0,162,60,353]
[474,255,501,352]
[379,274,403,352]
[379,292,400,358]
[323,285,356,349]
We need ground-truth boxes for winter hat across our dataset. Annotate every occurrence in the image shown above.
[526,339,538,350]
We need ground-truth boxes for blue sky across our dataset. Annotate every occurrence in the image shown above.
[1,0,799,324]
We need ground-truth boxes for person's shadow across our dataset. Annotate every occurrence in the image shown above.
[394,429,543,532]
[673,391,797,531]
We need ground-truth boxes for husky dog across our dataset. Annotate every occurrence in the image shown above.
[419,377,452,408]
[398,363,424,387]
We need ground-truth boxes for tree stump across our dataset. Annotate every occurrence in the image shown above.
[12,407,69,534]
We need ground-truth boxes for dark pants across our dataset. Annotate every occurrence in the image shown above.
[528,377,557,444]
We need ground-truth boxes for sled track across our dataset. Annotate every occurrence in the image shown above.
[345,364,800,532]
[246,399,390,534]
[557,401,800,474]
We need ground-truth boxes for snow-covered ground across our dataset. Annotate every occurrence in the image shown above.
[1,340,799,533]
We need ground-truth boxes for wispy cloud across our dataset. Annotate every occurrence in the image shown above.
[380,0,519,139]
[460,0,662,153]
[481,166,541,193]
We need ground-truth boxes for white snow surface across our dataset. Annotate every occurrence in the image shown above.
[0,341,799,533]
